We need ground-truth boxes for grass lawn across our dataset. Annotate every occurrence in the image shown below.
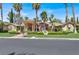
[0,32,16,37]
[27,32,79,38]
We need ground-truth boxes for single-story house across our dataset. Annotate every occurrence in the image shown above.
[2,20,79,33]
[24,20,49,32]
[0,22,9,32]
[24,20,35,32]
[8,23,17,31]
[39,22,49,31]
[52,22,62,31]
[62,22,74,32]
[8,15,26,33]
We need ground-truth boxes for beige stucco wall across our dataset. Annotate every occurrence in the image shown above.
[62,24,74,32]
[8,25,16,31]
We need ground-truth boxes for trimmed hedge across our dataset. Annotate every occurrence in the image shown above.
[28,31,70,35]
[48,32,69,35]
[28,32,44,35]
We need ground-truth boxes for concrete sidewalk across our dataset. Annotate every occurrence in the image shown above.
[0,37,79,40]
[0,33,79,40]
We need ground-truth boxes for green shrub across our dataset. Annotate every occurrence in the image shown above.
[28,32,44,35]
[0,28,8,33]
[48,31,69,35]
[27,31,70,35]
[8,30,17,34]
[0,30,8,33]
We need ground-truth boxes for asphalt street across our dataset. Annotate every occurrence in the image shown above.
[0,38,79,55]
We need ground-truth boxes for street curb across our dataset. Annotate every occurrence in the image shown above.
[0,37,79,40]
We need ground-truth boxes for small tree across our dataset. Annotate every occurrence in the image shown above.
[49,14,54,31]
[7,9,14,23]
[32,3,40,22]
[49,14,54,22]
[0,3,3,31]
[24,16,28,20]
[71,3,77,33]
[13,3,22,33]
[40,11,47,31]
[40,11,47,22]
[13,3,22,17]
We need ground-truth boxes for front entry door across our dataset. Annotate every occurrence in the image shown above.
[21,26,24,33]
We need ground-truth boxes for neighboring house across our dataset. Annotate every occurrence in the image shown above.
[49,22,62,32]
[0,22,9,32]
[62,22,74,32]
[76,24,79,32]
[39,22,49,31]
[24,20,49,32]
[53,22,62,31]
[15,17,25,32]
[3,24,9,31]
[24,20,40,32]
[8,22,25,33]
[24,20,34,32]
[7,20,79,32]
[8,23,16,31]
[7,20,27,33]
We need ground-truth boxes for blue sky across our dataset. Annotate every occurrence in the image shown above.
[0,3,79,22]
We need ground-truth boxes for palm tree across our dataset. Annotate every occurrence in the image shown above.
[49,14,54,31]
[13,3,22,33]
[0,3,3,31]
[33,18,37,23]
[64,3,68,23]
[33,18,37,31]
[49,14,54,21]
[71,3,77,33]
[24,16,28,20]
[13,3,22,17]
[40,11,47,31]
[32,3,40,22]
[32,3,40,31]
[40,11,47,22]
[64,3,72,32]
[0,3,2,9]
[7,9,14,23]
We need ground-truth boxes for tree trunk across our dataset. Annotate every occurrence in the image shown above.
[35,10,38,32]
[18,11,22,33]
[71,3,77,33]
[65,4,68,22]
[65,3,68,23]
[65,3,69,31]
[18,10,20,17]
[1,4,3,31]
[43,19,46,31]
[36,10,38,21]
[51,23,53,31]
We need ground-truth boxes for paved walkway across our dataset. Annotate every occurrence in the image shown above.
[13,33,27,37]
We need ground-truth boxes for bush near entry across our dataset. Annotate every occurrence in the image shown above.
[28,32,44,35]
[48,32,69,35]
[28,31,70,35]
[8,30,17,34]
